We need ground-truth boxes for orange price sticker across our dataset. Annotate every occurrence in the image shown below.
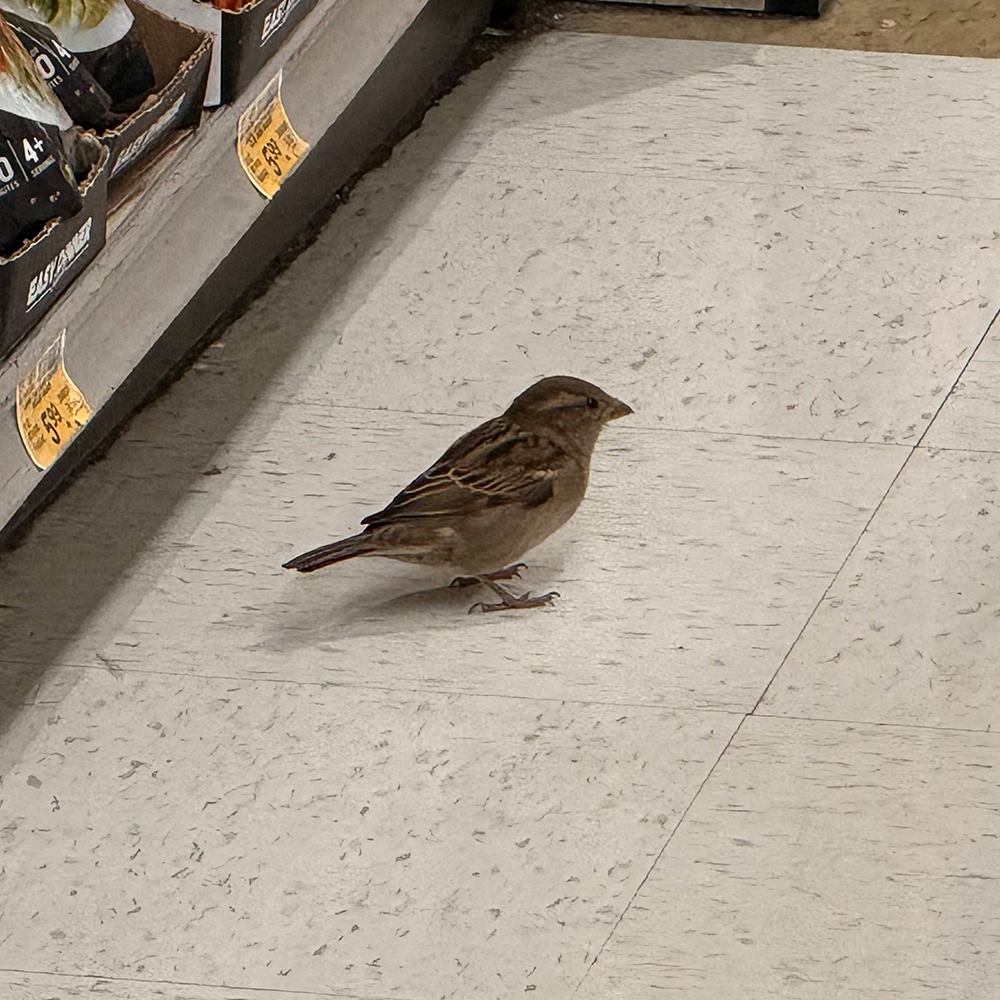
[16,330,92,470]
[237,69,309,199]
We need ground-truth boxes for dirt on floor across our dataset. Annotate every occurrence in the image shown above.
[507,0,1000,59]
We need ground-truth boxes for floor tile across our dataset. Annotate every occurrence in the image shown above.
[418,34,1000,199]
[208,164,1000,445]
[576,715,1000,1000]
[2,408,904,713]
[0,669,738,999]
[761,447,1000,730]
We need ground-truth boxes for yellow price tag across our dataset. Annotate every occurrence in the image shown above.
[237,69,308,199]
[16,330,92,470]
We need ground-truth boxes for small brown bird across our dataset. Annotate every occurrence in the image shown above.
[283,375,632,612]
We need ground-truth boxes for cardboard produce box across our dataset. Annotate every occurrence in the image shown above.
[146,0,321,106]
[0,134,109,362]
[100,0,212,179]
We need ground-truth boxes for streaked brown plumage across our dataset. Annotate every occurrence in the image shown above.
[283,375,632,611]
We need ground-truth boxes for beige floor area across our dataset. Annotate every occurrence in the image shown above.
[2,15,1000,1000]
[549,0,1000,58]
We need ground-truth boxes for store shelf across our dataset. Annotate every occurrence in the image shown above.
[0,0,489,543]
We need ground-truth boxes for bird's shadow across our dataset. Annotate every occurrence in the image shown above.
[256,558,565,650]
[259,577,491,649]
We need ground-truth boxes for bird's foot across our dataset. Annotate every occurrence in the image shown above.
[450,563,526,589]
[467,578,559,614]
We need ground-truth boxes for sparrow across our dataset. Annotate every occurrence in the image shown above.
[282,375,633,612]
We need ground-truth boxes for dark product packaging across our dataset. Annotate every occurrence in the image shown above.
[98,0,211,180]
[0,110,81,255]
[0,0,157,111]
[1,131,109,361]
[145,0,320,105]
[5,13,122,130]
[0,14,80,256]
[6,2,211,181]
[77,26,155,111]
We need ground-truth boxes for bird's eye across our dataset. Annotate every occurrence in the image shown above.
[586,397,599,409]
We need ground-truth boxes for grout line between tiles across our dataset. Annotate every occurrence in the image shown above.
[359,416,917,451]
[919,443,1000,456]
[0,966,400,999]
[571,711,750,997]
[8,655,994,736]
[139,389,922,451]
[750,301,1000,715]
[434,155,1000,204]
[0,655,746,717]
[751,710,997,737]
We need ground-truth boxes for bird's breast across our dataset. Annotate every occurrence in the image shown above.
[448,460,590,575]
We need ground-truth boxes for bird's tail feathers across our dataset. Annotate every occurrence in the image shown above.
[282,533,377,573]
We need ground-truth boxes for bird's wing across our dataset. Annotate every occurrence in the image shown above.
[360,416,562,526]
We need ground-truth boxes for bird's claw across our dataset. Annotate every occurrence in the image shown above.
[467,589,560,614]
[450,563,527,589]
[503,562,528,580]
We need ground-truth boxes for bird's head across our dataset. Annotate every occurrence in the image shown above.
[506,375,633,456]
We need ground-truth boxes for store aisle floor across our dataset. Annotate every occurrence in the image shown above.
[2,30,999,1000]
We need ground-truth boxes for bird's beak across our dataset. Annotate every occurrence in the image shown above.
[608,397,634,420]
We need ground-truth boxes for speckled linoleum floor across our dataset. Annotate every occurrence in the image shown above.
[2,13,999,1000]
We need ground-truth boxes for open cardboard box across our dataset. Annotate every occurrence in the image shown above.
[96,0,212,180]
[145,0,321,106]
[0,133,109,362]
